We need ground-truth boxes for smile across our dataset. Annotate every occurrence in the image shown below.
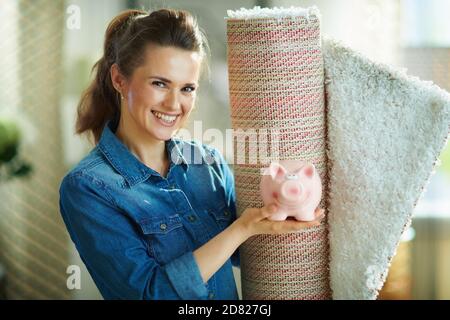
[151,110,180,126]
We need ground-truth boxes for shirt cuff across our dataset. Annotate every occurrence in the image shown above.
[164,251,208,299]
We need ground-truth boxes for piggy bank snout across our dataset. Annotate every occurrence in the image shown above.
[280,180,303,201]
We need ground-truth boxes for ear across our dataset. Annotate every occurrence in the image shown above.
[297,163,315,179]
[268,162,287,180]
[110,63,127,97]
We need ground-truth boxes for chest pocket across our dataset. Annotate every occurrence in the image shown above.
[138,214,191,265]
[206,204,233,232]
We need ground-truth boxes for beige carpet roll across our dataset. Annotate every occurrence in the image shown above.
[226,6,331,299]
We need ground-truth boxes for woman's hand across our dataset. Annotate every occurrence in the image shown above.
[235,205,325,239]
[193,205,325,283]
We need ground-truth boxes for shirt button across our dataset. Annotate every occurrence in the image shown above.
[208,292,215,299]
[160,223,167,231]
[188,215,197,222]
[224,210,230,217]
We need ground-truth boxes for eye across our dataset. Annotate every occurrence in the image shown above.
[152,81,166,88]
[182,86,196,93]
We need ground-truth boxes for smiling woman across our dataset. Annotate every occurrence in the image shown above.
[59,8,323,301]
[76,10,206,144]
[117,46,200,129]
[111,44,202,174]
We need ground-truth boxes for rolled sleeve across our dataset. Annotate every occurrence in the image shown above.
[59,172,208,300]
[222,160,240,268]
[164,251,209,299]
[210,147,240,268]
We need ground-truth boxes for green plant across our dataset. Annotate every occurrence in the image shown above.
[0,117,32,181]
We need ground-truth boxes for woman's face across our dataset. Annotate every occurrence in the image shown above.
[114,44,202,142]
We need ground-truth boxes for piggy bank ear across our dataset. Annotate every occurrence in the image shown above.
[297,163,315,179]
[267,162,287,180]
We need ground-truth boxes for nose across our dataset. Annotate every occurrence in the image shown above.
[280,180,302,201]
[163,89,181,110]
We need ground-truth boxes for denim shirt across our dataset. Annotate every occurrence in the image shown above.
[59,121,239,300]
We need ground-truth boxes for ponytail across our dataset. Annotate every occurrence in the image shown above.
[76,10,146,144]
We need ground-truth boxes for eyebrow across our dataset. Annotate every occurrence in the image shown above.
[149,76,197,87]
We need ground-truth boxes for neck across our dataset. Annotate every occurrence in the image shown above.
[115,118,169,176]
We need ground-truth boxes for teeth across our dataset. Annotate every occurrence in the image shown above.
[152,111,177,123]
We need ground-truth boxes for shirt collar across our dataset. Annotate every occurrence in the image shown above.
[98,121,189,186]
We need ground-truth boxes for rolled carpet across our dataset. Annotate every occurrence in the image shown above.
[226,6,450,300]
[226,6,331,299]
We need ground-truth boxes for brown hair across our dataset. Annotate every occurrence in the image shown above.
[76,9,209,143]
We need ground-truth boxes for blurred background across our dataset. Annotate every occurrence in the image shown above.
[0,0,449,300]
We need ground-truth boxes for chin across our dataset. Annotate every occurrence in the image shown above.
[152,131,175,141]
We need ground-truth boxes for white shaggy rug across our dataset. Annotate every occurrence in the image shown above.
[323,38,450,299]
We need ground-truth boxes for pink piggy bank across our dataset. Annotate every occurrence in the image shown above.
[260,160,322,221]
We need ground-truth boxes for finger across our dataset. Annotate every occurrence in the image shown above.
[271,219,320,234]
[292,219,321,229]
[260,204,278,218]
[314,207,325,219]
